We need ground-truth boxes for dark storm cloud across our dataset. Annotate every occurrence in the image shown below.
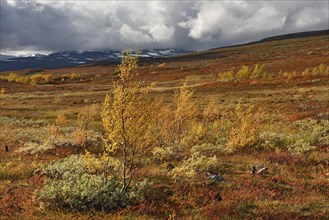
[1,0,328,55]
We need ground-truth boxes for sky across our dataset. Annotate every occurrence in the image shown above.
[1,0,328,56]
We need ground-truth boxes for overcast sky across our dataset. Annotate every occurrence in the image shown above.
[1,0,328,55]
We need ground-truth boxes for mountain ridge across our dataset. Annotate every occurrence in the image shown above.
[1,29,328,72]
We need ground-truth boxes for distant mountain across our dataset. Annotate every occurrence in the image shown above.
[260,30,329,42]
[206,29,329,52]
[0,49,190,72]
[0,54,16,61]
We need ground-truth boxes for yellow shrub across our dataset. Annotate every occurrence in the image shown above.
[0,88,6,94]
[218,64,269,82]
[7,73,18,82]
[226,104,262,152]
[203,100,221,122]
[44,74,54,82]
[218,70,234,82]
[72,128,87,147]
[236,65,250,80]
[166,82,198,149]
[285,64,329,79]
[251,64,267,79]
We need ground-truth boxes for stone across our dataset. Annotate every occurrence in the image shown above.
[257,167,268,176]
[207,172,224,182]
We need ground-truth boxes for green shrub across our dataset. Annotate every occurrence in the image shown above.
[170,151,218,180]
[257,119,328,154]
[293,119,329,145]
[257,132,290,151]
[287,139,315,155]
[36,155,149,211]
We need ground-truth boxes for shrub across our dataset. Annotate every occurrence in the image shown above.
[236,65,251,80]
[101,49,160,196]
[218,70,234,82]
[151,146,174,163]
[0,88,6,94]
[17,141,54,155]
[159,82,198,150]
[287,139,315,155]
[36,155,149,211]
[170,151,218,180]
[7,73,18,82]
[292,119,329,146]
[250,64,269,79]
[2,73,54,84]
[282,64,329,79]
[63,73,81,80]
[226,104,262,152]
[30,74,51,84]
[258,132,290,151]
[217,64,270,82]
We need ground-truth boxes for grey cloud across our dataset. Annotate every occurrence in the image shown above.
[0,0,328,55]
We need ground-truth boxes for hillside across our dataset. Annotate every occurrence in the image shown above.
[0,31,328,219]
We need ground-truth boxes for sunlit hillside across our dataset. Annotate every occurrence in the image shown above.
[0,32,328,219]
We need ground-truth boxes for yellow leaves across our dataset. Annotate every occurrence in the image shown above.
[100,49,161,189]
[47,124,59,141]
[173,81,198,122]
[158,81,199,149]
[0,88,6,95]
[102,73,160,151]
[236,65,250,79]
[226,104,262,152]
[117,49,140,83]
[78,103,99,130]
[218,70,234,82]
[217,64,269,82]
[72,128,87,147]
[203,100,221,122]
[55,114,66,126]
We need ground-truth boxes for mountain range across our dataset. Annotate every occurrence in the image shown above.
[0,49,190,72]
[1,30,328,72]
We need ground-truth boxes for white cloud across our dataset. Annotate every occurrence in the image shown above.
[0,0,328,55]
[147,24,175,42]
[119,24,152,45]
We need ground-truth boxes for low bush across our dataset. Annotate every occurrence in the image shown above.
[170,151,218,180]
[0,72,54,85]
[226,104,262,152]
[286,139,315,155]
[36,155,150,211]
[282,64,329,80]
[0,88,6,94]
[218,64,270,82]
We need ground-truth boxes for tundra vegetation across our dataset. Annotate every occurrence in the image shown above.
[0,35,329,219]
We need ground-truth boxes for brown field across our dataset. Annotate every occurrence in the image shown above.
[0,34,328,219]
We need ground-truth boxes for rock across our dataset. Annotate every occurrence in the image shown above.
[207,172,224,182]
[166,163,174,171]
[257,167,268,176]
